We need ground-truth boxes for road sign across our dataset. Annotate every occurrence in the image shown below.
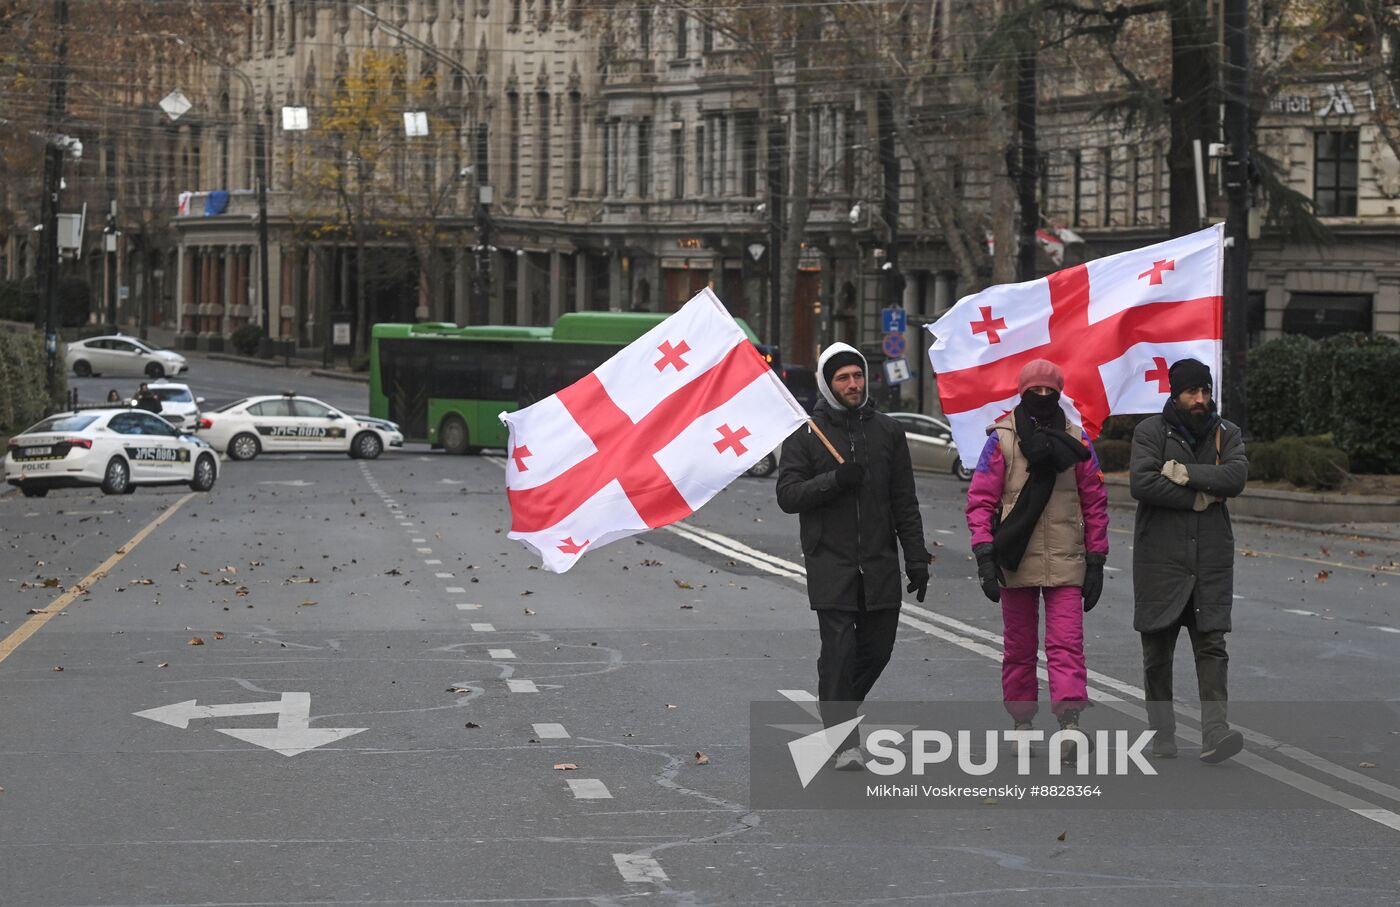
[882,307,907,334]
[134,691,366,757]
[882,332,907,358]
[117,285,129,301]
[333,322,351,346]
[884,357,912,385]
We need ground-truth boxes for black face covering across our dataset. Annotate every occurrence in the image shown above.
[1021,389,1062,422]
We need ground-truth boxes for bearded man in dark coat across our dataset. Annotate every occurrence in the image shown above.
[1129,357,1248,764]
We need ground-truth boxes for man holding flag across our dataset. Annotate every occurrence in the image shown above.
[776,342,931,772]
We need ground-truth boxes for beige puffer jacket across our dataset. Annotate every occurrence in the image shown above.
[990,413,1088,589]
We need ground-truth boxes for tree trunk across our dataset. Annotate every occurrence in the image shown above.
[1168,0,1216,235]
[778,14,819,365]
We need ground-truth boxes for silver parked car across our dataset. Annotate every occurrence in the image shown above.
[889,412,973,481]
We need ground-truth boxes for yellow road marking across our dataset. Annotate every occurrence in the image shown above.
[0,493,196,666]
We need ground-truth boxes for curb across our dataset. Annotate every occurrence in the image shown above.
[203,352,369,383]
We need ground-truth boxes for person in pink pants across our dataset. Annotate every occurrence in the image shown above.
[964,360,1110,754]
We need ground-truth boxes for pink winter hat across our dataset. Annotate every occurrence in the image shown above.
[1017,359,1064,394]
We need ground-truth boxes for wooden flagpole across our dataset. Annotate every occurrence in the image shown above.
[806,419,845,465]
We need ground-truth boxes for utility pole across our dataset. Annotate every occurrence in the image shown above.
[1222,0,1250,432]
[39,0,70,395]
[1015,40,1040,283]
[877,90,904,309]
[474,185,493,323]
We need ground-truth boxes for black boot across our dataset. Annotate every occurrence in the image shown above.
[1057,708,1093,763]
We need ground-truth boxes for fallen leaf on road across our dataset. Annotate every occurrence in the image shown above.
[1056,831,1067,842]
[157,662,169,668]
[674,580,694,589]
[464,721,480,728]
[1240,550,1259,558]
[219,566,237,574]
[1315,570,1331,582]
[51,666,63,672]
[680,604,694,610]
[299,599,317,606]
[172,563,186,572]
[286,576,317,584]
[41,577,61,588]
[520,590,534,596]
[213,631,226,640]
[553,763,578,771]
[695,751,710,765]
[1360,762,1378,768]
[665,704,678,709]
[188,637,204,646]
[523,607,536,615]
[384,568,402,576]
[446,686,472,694]
[26,608,45,615]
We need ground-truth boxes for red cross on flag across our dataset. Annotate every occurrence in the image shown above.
[501,288,809,572]
[928,225,1224,466]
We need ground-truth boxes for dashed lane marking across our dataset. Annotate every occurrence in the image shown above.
[488,648,516,659]
[425,559,443,565]
[416,547,433,553]
[568,779,613,800]
[533,723,569,739]
[1371,626,1400,634]
[470,622,496,632]
[445,586,466,594]
[613,854,668,884]
[435,572,454,578]
[507,679,539,693]
[455,603,482,611]
[1284,609,1319,616]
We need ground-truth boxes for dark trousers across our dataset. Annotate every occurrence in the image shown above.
[816,584,900,750]
[1140,601,1230,746]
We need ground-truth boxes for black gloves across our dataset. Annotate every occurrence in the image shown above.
[972,542,1002,603]
[906,564,929,603]
[834,461,865,490]
[1082,552,1106,613]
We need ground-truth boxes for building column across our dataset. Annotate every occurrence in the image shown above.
[266,240,284,339]
[1263,272,1286,342]
[574,254,589,312]
[608,250,624,311]
[217,245,234,344]
[624,119,638,198]
[489,249,506,323]
[176,244,195,347]
[726,114,738,196]
[515,250,531,324]
[453,246,470,325]
[305,246,321,344]
[548,250,564,323]
[1375,275,1400,339]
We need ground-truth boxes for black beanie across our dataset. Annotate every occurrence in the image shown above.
[822,351,864,390]
[1168,358,1213,397]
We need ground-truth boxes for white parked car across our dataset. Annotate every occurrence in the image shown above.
[66,334,188,379]
[197,394,404,461]
[139,380,205,431]
[4,409,219,498]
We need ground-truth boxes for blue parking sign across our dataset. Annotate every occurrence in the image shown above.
[881,307,907,334]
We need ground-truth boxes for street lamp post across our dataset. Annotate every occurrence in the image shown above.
[170,36,270,354]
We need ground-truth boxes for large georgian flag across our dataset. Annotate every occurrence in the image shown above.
[501,288,809,573]
[928,224,1224,467]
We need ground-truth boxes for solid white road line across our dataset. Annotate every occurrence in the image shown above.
[612,854,668,884]
[488,648,516,659]
[568,778,613,800]
[507,679,539,693]
[470,622,496,632]
[435,572,454,578]
[1370,626,1400,634]
[533,723,570,739]
[778,689,817,702]
[685,522,1400,832]
[445,586,466,594]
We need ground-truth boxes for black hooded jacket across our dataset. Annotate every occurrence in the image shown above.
[776,366,928,610]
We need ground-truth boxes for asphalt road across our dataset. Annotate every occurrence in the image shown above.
[3,357,1400,905]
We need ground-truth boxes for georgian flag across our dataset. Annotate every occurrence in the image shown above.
[928,224,1224,466]
[501,288,809,573]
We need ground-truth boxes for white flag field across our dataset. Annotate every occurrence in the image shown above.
[927,224,1225,467]
[501,288,809,572]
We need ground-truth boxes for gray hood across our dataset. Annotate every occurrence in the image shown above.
[816,342,869,410]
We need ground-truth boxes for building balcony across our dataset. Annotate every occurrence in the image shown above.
[603,58,656,90]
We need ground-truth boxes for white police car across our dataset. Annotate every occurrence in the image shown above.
[4,409,219,498]
[197,394,403,461]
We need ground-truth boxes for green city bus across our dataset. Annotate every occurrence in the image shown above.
[369,313,764,453]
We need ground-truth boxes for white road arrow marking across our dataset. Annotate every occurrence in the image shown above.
[133,692,366,757]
